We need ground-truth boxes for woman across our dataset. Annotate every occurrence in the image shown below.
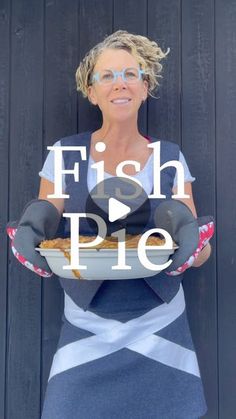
[8,30,213,418]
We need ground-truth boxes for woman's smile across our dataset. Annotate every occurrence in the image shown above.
[110,98,132,105]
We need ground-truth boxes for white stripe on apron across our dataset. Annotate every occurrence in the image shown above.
[48,285,200,381]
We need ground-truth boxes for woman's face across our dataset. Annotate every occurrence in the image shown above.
[87,49,148,122]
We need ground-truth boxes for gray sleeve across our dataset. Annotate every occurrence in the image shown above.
[38,139,66,191]
[173,151,196,188]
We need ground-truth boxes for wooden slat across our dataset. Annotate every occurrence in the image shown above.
[78,0,113,133]
[7,0,44,418]
[215,1,236,418]
[0,1,10,417]
[148,0,181,145]
[181,1,217,418]
[41,0,78,410]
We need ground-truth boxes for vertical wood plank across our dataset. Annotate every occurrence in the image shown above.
[0,1,10,418]
[181,1,217,418]
[78,0,113,133]
[215,1,236,418]
[7,0,44,418]
[41,0,78,411]
[148,0,181,145]
[113,0,147,133]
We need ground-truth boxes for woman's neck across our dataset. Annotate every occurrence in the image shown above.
[92,121,145,152]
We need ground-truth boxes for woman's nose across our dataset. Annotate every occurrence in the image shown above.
[112,76,127,89]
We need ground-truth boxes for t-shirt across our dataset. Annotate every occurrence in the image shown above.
[39,139,195,194]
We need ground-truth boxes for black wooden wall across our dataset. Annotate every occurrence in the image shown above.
[0,1,236,418]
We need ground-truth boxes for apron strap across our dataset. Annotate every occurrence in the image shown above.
[48,285,200,380]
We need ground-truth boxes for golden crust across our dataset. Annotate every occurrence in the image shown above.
[40,234,168,250]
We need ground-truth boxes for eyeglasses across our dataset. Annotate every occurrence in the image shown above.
[91,67,146,85]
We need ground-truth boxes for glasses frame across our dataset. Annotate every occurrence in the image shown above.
[91,67,146,85]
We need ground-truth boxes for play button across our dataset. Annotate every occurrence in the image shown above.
[108,198,131,222]
[86,176,151,242]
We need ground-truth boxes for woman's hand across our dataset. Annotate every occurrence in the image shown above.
[170,182,214,273]
[7,198,61,277]
[167,216,214,276]
[154,198,215,276]
[6,178,64,277]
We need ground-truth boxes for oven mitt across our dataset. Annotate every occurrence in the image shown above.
[6,199,61,277]
[167,215,214,276]
[154,200,214,276]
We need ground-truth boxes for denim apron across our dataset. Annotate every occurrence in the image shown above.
[41,131,207,419]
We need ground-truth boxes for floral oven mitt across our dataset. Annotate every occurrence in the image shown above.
[154,200,215,276]
[7,199,61,278]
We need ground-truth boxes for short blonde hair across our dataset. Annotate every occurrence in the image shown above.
[75,30,169,100]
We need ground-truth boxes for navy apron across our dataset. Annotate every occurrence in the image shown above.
[41,131,207,419]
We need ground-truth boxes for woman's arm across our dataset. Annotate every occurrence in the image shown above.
[172,182,212,267]
[38,177,65,216]
[172,182,197,217]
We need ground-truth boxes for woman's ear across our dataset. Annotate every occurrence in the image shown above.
[142,80,148,101]
[87,86,98,106]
